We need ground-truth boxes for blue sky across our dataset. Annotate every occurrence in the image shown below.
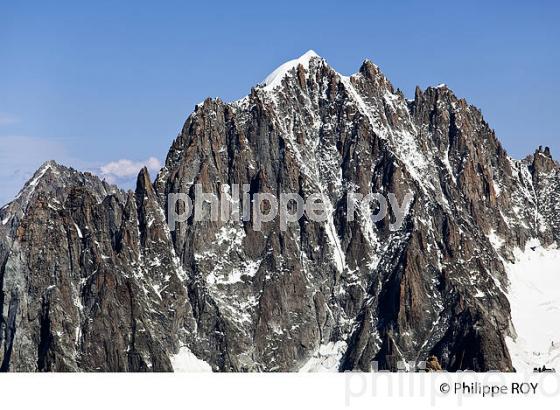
[1,0,559,205]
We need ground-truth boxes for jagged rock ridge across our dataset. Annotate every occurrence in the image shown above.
[1,51,559,372]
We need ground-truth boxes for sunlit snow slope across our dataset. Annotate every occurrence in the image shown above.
[506,239,560,372]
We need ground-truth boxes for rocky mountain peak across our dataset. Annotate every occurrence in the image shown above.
[0,161,121,237]
[136,166,154,195]
[357,59,394,91]
[531,146,558,173]
[537,145,552,158]
[2,54,560,373]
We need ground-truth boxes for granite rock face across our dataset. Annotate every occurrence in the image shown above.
[0,164,194,371]
[1,52,559,372]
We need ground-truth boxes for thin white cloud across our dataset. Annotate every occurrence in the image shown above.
[99,157,161,184]
[0,113,19,126]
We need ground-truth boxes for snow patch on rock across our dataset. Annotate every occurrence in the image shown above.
[487,230,505,250]
[299,341,347,372]
[73,223,83,239]
[170,346,212,372]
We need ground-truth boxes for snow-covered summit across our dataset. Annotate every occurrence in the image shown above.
[262,50,322,89]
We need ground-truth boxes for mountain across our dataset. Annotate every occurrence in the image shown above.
[1,51,559,372]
